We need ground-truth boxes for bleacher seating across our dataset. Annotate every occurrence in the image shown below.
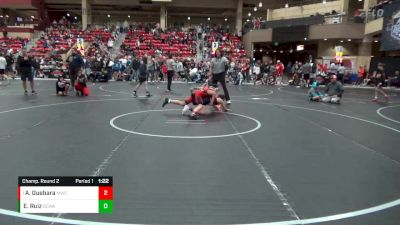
[0,37,27,54]
[123,30,197,60]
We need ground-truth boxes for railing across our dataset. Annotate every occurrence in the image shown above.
[242,14,363,35]
[365,0,391,23]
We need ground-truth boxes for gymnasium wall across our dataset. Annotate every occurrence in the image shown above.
[269,0,342,21]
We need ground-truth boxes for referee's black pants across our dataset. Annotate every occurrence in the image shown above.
[167,70,174,91]
[212,72,230,101]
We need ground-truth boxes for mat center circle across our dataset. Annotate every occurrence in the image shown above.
[110,109,261,139]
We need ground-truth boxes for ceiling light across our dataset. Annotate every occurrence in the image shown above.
[31,15,35,19]
[254,7,257,11]
[246,19,250,22]
[207,17,210,21]
[374,40,379,42]
[285,3,289,8]
[324,38,328,41]
[66,13,70,17]
[322,0,327,4]
[74,16,77,20]
[259,2,262,7]
[107,14,110,18]
[225,18,228,21]
[347,39,351,42]
[128,15,131,18]
[248,12,251,17]
[304,37,307,40]
[340,40,343,43]
[187,16,190,20]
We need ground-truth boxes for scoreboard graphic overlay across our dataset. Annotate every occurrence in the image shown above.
[18,177,113,213]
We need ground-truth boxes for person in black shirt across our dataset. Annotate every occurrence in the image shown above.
[5,54,14,77]
[17,52,36,95]
[56,76,70,96]
[132,57,150,98]
[372,63,389,102]
[131,58,140,82]
[68,50,84,90]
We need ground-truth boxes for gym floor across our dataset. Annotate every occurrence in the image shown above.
[0,80,399,225]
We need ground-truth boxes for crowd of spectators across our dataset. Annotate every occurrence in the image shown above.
[1,20,399,93]
[121,23,197,60]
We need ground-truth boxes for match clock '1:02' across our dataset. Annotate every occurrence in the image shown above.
[98,178,110,184]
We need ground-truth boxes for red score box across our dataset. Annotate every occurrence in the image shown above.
[99,186,113,200]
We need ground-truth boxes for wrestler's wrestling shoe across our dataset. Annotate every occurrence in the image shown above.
[182,105,192,115]
[189,113,199,120]
[162,97,169,107]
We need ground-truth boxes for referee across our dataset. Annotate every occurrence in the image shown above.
[209,49,231,104]
[166,54,175,92]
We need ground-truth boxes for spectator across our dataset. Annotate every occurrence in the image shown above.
[372,63,389,102]
[275,60,285,85]
[286,62,292,77]
[107,38,114,51]
[56,76,70,96]
[132,57,151,98]
[5,53,14,77]
[147,58,155,82]
[253,61,262,85]
[0,53,6,80]
[189,67,200,82]
[356,65,366,85]
[17,52,36,95]
[161,62,167,81]
[337,63,345,83]
[308,76,324,101]
[302,61,312,88]
[131,57,140,82]
[166,55,176,91]
[112,59,123,81]
[176,59,184,80]
[322,75,344,103]
[387,70,400,88]
[75,73,88,96]
[69,51,84,89]
[328,62,337,76]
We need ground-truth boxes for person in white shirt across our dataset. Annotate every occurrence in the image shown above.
[176,60,184,80]
[0,53,7,80]
[120,56,127,68]
[107,39,114,51]
[189,67,200,82]
[253,63,261,77]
